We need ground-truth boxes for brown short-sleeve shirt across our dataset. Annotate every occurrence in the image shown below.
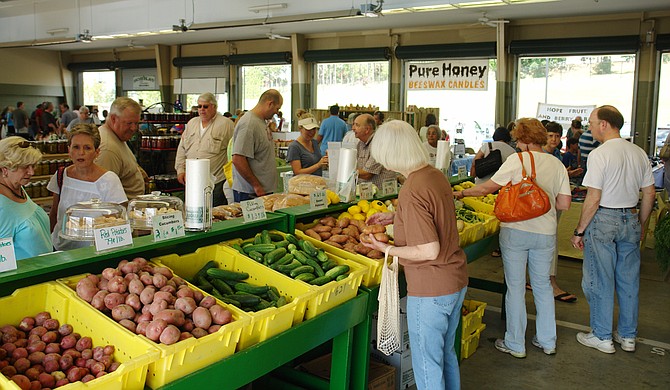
[394,165,467,296]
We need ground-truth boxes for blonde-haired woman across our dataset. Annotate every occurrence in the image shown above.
[0,136,52,259]
[48,124,126,251]
[363,120,467,390]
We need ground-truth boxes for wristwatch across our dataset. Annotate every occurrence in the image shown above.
[573,229,585,237]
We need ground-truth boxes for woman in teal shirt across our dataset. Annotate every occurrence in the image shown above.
[0,137,52,259]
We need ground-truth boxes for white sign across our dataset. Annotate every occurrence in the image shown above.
[458,165,468,180]
[132,75,156,90]
[381,179,398,197]
[536,103,596,128]
[152,212,186,242]
[241,198,267,223]
[359,183,375,200]
[310,189,328,210]
[94,224,133,252]
[406,60,489,91]
[0,238,17,273]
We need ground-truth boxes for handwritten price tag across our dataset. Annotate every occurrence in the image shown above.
[153,212,186,242]
[310,189,328,210]
[359,182,375,200]
[94,223,133,252]
[242,198,267,223]
[457,165,468,180]
[0,238,17,273]
[381,179,398,196]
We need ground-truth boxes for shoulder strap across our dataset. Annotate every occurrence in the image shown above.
[517,151,537,180]
[57,166,65,191]
[489,142,494,150]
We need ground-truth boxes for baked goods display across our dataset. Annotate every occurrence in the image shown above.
[127,191,184,229]
[288,174,327,195]
[212,204,243,221]
[60,199,129,241]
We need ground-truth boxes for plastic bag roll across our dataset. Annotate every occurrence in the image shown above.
[337,148,357,183]
[436,140,451,171]
[185,158,212,230]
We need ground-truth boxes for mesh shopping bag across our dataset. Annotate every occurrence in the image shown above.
[376,247,401,356]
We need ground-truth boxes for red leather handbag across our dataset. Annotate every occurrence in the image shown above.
[494,152,551,222]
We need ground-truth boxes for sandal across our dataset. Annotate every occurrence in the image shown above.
[525,283,532,291]
[554,292,577,303]
[491,249,501,257]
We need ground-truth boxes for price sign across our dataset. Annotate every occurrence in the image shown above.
[94,224,133,252]
[457,165,468,180]
[241,198,267,223]
[0,238,17,273]
[359,182,375,200]
[152,212,186,242]
[381,179,398,196]
[310,189,328,210]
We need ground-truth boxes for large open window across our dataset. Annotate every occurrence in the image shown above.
[315,61,389,110]
[405,59,497,149]
[82,71,115,117]
[517,54,636,137]
[655,53,670,156]
[240,64,291,130]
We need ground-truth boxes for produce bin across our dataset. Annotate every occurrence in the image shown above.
[476,212,500,237]
[461,323,486,360]
[58,273,248,389]
[225,231,367,320]
[462,197,495,215]
[0,282,160,390]
[461,299,487,338]
[295,229,382,287]
[152,243,310,349]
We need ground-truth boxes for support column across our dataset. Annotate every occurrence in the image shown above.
[495,23,515,128]
[155,44,173,110]
[633,23,657,153]
[292,33,309,131]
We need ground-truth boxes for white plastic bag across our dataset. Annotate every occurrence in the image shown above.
[376,247,401,356]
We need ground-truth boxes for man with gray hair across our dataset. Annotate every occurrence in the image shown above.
[95,97,146,198]
[176,92,234,206]
[66,106,95,132]
[353,113,398,188]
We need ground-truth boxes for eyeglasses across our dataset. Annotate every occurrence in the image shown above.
[197,105,210,109]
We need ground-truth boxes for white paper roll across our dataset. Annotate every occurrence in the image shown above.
[436,140,451,171]
[327,142,341,180]
[185,158,212,230]
[337,148,357,183]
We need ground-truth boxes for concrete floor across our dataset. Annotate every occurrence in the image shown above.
[458,248,670,389]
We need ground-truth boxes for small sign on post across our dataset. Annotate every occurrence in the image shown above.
[310,189,328,210]
[457,165,468,180]
[241,198,267,223]
[0,238,17,273]
[381,179,398,197]
[153,212,186,242]
[94,224,133,252]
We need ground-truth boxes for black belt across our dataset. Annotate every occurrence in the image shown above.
[599,206,636,211]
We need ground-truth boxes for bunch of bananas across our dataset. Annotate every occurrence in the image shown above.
[339,199,388,221]
[452,180,475,192]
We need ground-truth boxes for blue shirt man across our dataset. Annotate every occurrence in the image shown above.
[316,104,347,156]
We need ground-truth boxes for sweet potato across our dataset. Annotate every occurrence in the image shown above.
[329,234,349,243]
[320,216,337,227]
[192,307,212,329]
[112,305,136,322]
[318,232,332,240]
[312,224,332,233]
[145,319,168,342]
[159,325,181,345]
[175,297,197,315]
[362,224,386,235]
[337,217,350,228]
[209,305,232,325]
[367,249,384,259]
[304,228,322,241]
[323,240,343,249]
[374,233,390,243]
[354,243,372,255]
[330,227,343,235]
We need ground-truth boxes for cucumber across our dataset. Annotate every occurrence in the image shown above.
[230,243,246,255]
[193,260,218,283]
[294,273,316,282]
[269,232,285,242]
[275,296,287,307]
[301,257,325,277]
[261,230,272,244]
[335,274,348,282]
[274,253,294,266]
[244,244,277,254]
[234,282,270,295]
[254,299,274,311]
[316,250,329,263]
[321,259,338,271]
[300,240,318,257]
[325,265,350,279]
[267,287,280,302]
[219,296,241,307]
[210,278,234,295]
[206,268,250,281]
[225,294,261,307]
[276,260,302,274]
[290,265,315,278]
[265,247,288,264]
[247,251,264,263]
[274,240,290,248]
[292,250,311,264]
[253,234,263,245]
[241,241,253,248]
[309,275,333,286]
[285,233,299,246]
[287,243,297,252]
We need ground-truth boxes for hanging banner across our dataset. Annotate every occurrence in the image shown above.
[536,103,596,127]
[133,75,156,90]
[406,60,489,91]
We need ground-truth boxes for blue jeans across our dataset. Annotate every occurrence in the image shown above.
[499,227,556,352]
[233,190,257,202]
[407,287,466,390]
[582,208,641,340]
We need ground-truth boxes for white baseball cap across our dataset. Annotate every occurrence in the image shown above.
[298,117,319,130]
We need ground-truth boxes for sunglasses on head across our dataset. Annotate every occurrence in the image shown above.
[16,141,31,148]
[198,105,210,109]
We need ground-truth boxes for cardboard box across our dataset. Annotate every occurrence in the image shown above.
[371,347,415,389]
[299,353,396,390]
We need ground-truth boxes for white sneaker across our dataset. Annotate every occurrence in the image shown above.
[613,331,636,352]
[576,332,615,354]
[531,336,557,355]
[494,338,526,358]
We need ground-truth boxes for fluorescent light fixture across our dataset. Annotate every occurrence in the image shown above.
[248,3,287,13]
[76,29,93,42]
[46,27,69,35]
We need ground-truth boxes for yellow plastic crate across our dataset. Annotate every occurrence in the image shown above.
[462,299,487,338]
[476,212,500,236]
[462,197,495,215]
[152,243,311,349]
[459,222,485,247]
[461,323,486,360]
[0,282,160,390]
[58,273,248,389]
[295,229,382,287]
[225,231,367,320]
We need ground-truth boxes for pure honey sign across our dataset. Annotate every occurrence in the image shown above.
[406,60,489,91]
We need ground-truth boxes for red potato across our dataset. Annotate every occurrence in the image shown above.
[135,312,152,323]
[76,357,87,368]
[159,325,181,345]
[103,345,114,356]
[139,272,153,286]
[44,343,60,354]
[124,273,139,283]
[63,349,81,360]
[198,296,216,309]
[18,317,35,332]
[107,276,127,294]
[209,305,232,325]
[10,374,30,390]
[66,366,86,382]
[28,326,46,338]
[109,361,121,372]
[104,293,125,310]
[101,267,121,280]
[34,312,51,327]
[152,274,168,289]
[140,286,156,305]
[132,257,148,266]
[153,291,174,305]
[192,289,204,303]
[0,349,6,360]
[3,332,18,344]
[145,319,168,342]
[82,374,96,383]
[112,305,136,321]
[135,321,149,336]
[119,319,137,333]
[154,309,185,327]
[2,365,17,377]
[58,324,73,336]
[90,361,105,376]
[14,338,28,348]
[1,324,18,333]
[14,357,31,373]
[208,325,222,334]
[175,297,197,315]
[38,372,55,388]
[81,348,93,360]
[89,291,108,311]
[128,279,144,295]
[159,285,177,295]
[176,286,194,299]
[190,328,208,339]
[60,335,77,350]
[149,300,168,316]
[179,332,193,341]
[86,273,100,285]
[192,307,212,329]
[12,347,29,360]
[92,346,104,361]
[97,278,109,290]
[120,261,141,275]
[59,354,73,371]
[182,319,194,332]
[75,278,99,303]
[24,366,43,381]
[172,276,187,287]
[56,378,70,387]
[41,331,58,344]
[75,336,93,352]
[152,266,173,279]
